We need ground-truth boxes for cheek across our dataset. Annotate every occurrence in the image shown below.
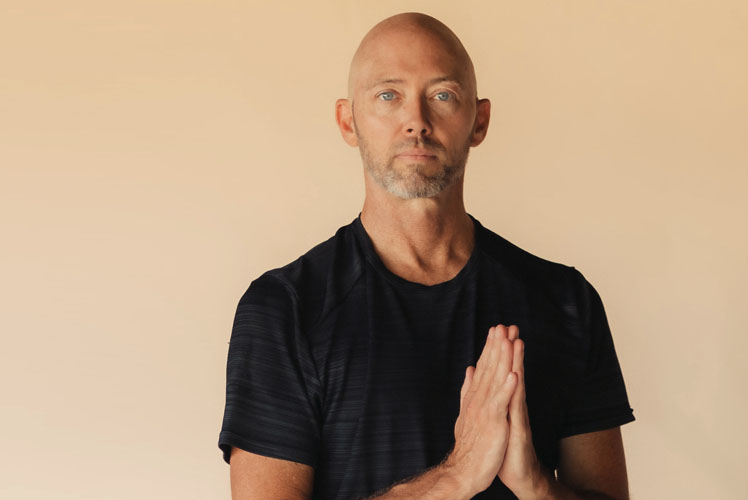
[357,105,392,131]
[359,118,398,148]
[368,111,400,134]
[443,112,477,145]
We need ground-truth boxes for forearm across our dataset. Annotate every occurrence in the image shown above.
[363,462,473,500]
[518,469,627,500]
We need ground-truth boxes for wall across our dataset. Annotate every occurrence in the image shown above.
[1,1,746,498]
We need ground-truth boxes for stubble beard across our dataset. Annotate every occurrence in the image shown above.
[353,115,472,200]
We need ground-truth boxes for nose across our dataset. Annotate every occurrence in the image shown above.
[403,96,432,137]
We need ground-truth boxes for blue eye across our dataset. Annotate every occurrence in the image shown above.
[378,92,395,101]
[435,92,452,101]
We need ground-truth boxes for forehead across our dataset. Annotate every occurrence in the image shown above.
[354,29,470,91]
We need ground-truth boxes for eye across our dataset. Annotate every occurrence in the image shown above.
[435,91,453,101]
[377,91,395,101]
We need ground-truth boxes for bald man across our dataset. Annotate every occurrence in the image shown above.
[218,12,635,500]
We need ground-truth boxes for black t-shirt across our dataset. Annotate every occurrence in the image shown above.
[218,213,635,499]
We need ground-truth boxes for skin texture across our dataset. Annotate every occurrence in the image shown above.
[228,325,630,500]
[229,447,314,500]
[445,325,519,494]
[229,12,631,500]
[335,13,490,287]
[343,14,480,202]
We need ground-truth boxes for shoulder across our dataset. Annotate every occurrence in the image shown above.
[240,218,365,332]
[474,218,588,301]
[471,217,605,333]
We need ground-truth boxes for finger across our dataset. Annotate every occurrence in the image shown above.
[473,326,495,375]
[515,340,531,425]
[493,371,518,413]
[494,324,508,342]
[486,335,513,406]
[471,327,494,391]
[460,365,475,410]
[491,325,511,381]
[511,338,524,374]
[509,340,528,424]
[473,328,502,402]
[507,324,519,342]
[509,340,530,429]
[495,330,513,383]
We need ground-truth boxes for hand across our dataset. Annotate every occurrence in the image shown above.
[444,325,518,497]
[497,325,545,499]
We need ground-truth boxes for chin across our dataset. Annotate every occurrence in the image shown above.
[386,180,449,200]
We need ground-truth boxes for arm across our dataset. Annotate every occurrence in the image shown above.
[229,447,469,500]
[497,327,631,500]
[361,462,471,500]
[538,427,630,500]
[229,325,519,500]
[365,325,518,500]
[509,427,628,500]
[541,272,632,500]
[220,275,322,499]
[229,447,314,500]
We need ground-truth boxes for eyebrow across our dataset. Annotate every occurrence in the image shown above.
[365,76,464,91]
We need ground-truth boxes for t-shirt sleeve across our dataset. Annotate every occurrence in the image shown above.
[217,273,323,466]
[558,269,635,438]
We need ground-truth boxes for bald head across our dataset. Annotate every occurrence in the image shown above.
[347,12,477,102]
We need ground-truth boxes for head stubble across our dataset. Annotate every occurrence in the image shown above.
[351,103,472,200]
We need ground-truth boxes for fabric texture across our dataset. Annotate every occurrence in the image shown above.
[218,213,635,499]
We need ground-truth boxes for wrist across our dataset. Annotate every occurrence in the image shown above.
[437,459,475,500]
[513,464,553,500]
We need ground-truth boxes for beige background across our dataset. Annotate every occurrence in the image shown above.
[1,1,746,499]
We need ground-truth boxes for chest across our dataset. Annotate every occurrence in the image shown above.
[307,273,568,474]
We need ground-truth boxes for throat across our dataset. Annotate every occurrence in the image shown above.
[378,248,473,286]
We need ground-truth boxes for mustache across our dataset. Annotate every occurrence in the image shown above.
[395,138,444,154]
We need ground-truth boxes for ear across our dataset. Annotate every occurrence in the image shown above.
[335,98,358,147]
[469,98,491,147]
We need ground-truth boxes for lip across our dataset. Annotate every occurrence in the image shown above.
[396,149,437,159]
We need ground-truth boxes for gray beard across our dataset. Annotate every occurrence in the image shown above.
[356,131,471,200]
[362,148,468,199]
[351,105,472,199]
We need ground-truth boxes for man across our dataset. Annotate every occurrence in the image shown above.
[218,12,635,500]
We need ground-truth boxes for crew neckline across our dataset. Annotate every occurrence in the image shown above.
[352,212,483,292]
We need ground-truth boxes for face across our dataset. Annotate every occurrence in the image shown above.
[346,29,481,200]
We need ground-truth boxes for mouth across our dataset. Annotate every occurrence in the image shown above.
[396,149,438,161]
[397,154,437,161]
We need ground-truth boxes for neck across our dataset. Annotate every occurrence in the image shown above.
[360,175,475,286]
